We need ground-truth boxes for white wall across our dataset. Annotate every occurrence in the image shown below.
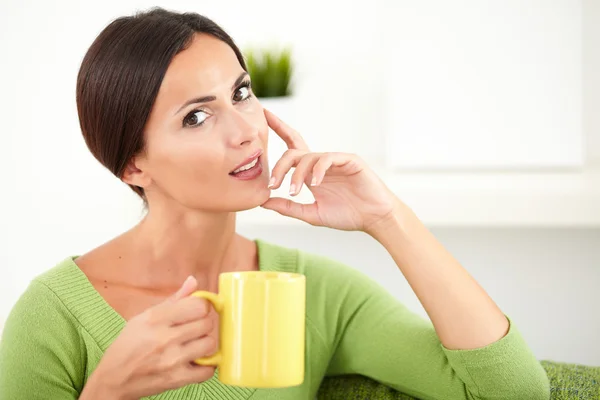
[0,0,599,367]
[383,0,583,169]
[584,0,600,164]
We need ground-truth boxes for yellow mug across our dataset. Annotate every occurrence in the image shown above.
[191,271,306,388]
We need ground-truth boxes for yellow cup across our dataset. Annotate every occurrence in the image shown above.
[191,271,306,388]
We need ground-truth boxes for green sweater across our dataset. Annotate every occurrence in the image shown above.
[0,240,549,400]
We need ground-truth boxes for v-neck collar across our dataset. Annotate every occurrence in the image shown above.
[52,239,298,400]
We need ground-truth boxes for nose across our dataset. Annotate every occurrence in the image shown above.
[224,109,259,147]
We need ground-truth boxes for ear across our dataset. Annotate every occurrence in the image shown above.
[122,155,152,189]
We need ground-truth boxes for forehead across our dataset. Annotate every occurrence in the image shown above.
[156,33,244,106]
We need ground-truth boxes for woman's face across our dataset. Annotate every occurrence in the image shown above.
[132,33,271,212]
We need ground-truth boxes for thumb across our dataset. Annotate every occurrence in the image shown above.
[261,197,321,226]
[170,276,198,302]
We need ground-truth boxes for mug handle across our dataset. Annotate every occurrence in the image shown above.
[190,291,224,366]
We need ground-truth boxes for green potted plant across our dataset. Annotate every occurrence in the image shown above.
[245,46,294,99]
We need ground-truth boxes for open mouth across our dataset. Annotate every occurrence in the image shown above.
[229,151,263,180]
[230,157,259,175]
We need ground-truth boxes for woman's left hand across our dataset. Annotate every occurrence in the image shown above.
[261,109,400,233]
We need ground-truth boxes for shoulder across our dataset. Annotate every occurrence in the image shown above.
[257,238,370,278]
[256,239,395,316]
[0,258,86,395]
[257,239,385,292]
[10,257,79,318]
[1,257,84,342]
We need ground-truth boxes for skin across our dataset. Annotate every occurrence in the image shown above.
[79,33,509,400]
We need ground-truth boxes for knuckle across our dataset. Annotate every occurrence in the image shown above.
[159,352,180,372]
[144,306,164,326]
[181,297,208,320]
[202,336,217,355]
[162,367,182,386]
[192,298,210,317]
[151,335,169,353]
[284,199,294,211]
[314,156,329,167]
[291,138,306,149]
[283,149,297,158]
[298,153,315,167]
[200,317,214,333]
[344,152,360,161]
[291,169,303,180]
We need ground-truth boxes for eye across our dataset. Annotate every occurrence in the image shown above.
[233,82,253,102]
[183,109,208,128]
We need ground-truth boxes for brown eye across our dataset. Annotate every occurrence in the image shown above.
[183,110,208,128]
[233,85,251,102]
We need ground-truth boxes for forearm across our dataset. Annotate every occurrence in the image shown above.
[368,199,509,350]
[79,367,131,400]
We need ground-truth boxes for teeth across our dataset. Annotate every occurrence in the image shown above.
[232,158,258,174]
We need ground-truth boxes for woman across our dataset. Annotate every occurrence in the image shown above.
[0,7,549,400]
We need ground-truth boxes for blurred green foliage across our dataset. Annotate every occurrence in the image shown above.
[245,47,293,98]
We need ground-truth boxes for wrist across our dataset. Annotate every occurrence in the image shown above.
[365,199,416,244]
[81,364,132,400]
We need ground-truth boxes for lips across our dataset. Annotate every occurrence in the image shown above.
[229,149,263,175]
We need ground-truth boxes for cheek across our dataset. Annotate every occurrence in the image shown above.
[259,124,269,145]
[175,145,225,179]
[148,137,225,183]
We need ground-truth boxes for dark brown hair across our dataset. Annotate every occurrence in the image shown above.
[76,7,247,201]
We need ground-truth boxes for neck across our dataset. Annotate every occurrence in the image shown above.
[130,205,254,288]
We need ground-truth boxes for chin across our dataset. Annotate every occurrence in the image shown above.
[232,186,272,212]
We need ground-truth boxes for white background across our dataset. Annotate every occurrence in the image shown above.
[1,0,599,366]
[383,1,584,169]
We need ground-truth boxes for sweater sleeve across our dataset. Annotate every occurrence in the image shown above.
[302,254,550,400]
[0,280,85,400]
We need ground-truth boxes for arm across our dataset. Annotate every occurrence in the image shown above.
[1,275,216,400]
[308,256,549,400]
[259,112,550,399]
[0,281,84,400]
[80,368,126,400]
[367,200,509,351]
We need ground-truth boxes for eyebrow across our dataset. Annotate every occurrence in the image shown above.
[174,71,249,116]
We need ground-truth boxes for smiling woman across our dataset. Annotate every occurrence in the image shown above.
[0,6,550,400]
[76,17,271,212]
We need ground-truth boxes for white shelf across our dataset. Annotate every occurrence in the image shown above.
[237,168,600,228]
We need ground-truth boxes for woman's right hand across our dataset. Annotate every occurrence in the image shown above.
[80,276,217,400]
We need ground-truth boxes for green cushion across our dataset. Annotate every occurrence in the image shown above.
[317,360,600,400]
[542,360,600,400]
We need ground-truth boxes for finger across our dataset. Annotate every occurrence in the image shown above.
[161,296,210,326]
[311,154,334,186]
[290,153,321,196]
[269,149,306,190]
[264,108,309,151]
[173,317,214,343]
[176,364,216,386]
[312,152,362,185]
[143,278,202,326]
[169,276,198,302]
[261,198,322,226]
[181,336,218,361]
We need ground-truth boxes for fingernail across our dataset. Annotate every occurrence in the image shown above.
[289,184,296,195]
[311,177,318,186]
[177,276,193,295]
[268,177,276,188]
